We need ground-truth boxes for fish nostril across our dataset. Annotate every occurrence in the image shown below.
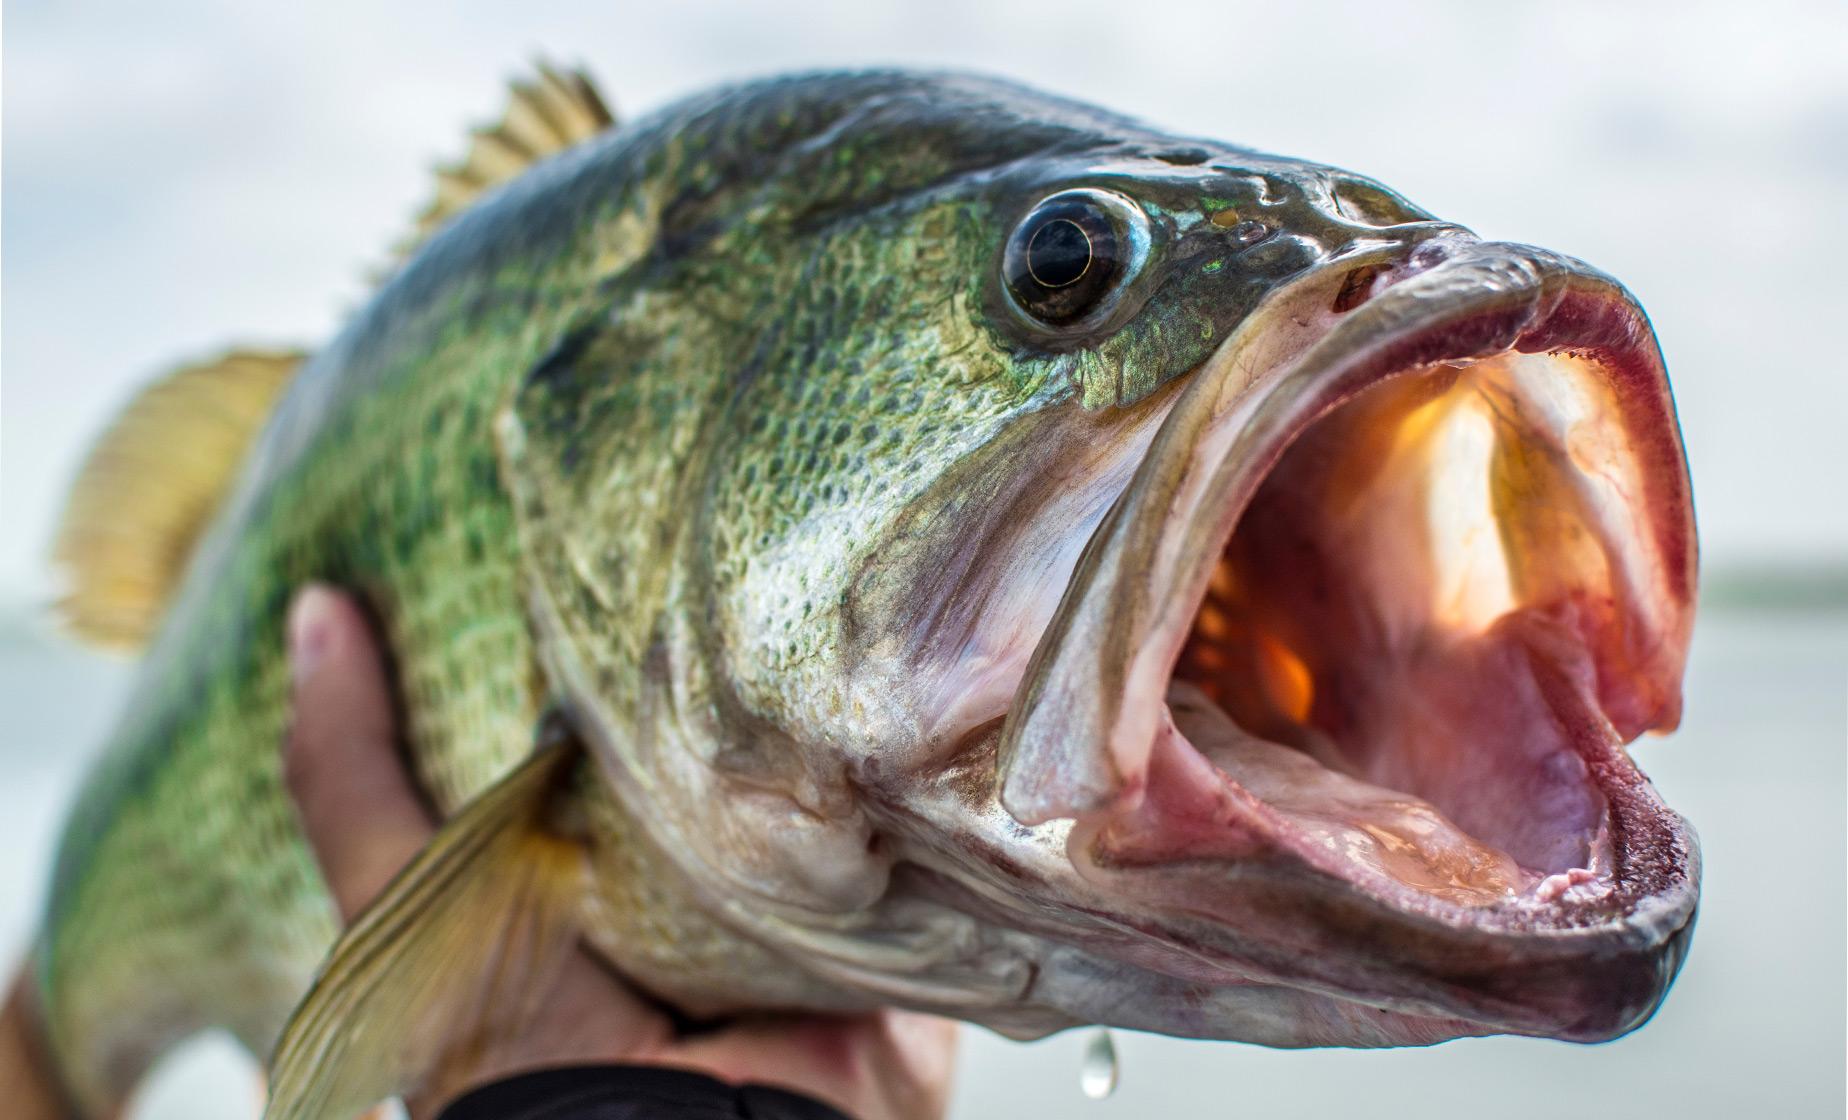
[1153,147,1211,166]
[1410,240,1454,273]
[1211,209,1273,247]
[1228,219,1271,247]
[1331,263,1386,313]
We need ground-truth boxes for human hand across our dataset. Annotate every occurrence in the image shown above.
[282,585,958,1120]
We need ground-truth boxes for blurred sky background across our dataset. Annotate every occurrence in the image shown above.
[3,1,1845,1117]
[6,0,1848,601]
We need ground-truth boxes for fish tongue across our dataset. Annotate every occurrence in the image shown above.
[1145,683,1528,904]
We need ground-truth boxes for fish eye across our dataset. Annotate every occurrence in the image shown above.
[1003,189,1146,328]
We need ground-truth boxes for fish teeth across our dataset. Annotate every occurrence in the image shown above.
[1533,866,1599,903]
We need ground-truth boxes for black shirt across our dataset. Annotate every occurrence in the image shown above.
[437,1065,854,1120]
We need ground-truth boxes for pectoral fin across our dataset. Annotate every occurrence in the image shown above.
[263,734,589,1120]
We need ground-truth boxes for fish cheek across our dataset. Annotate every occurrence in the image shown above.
[496,281,745,745]
[694,210,1046,758]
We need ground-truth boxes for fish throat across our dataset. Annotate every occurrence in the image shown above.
[1167,352,1653,905]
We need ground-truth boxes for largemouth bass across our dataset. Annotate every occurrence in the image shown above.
[12,64,1698,1118]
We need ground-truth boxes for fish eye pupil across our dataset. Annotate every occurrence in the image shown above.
[1026,218,1092,288]
[1003,191,1133,328]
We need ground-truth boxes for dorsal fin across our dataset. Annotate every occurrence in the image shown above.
[52,349,303,650]
[393,61,616,261]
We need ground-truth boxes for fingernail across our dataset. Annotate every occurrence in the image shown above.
[288,585,336,681]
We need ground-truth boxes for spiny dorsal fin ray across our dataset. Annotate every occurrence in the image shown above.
[395,61,616,260]
[52,348,304,650]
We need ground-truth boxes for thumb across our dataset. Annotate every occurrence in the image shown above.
[283,584,436,923]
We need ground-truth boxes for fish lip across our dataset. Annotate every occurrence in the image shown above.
[989,236,1700,1040]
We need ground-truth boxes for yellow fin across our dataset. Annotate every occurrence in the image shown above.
[395,61,616,260]
[52,348,303,649]
[263,738,590,1120]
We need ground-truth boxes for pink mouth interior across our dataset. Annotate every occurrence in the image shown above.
[1155,350,1675,907]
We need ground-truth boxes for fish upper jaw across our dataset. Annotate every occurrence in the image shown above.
[898,237,1699,1044]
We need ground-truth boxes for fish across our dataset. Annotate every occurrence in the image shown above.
[5,63,1699,1118]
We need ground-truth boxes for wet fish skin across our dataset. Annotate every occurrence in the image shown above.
[32,68,1652,1113]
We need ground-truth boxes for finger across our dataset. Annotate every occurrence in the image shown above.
[415,952,675,1118]
[284,584,436,922]
[872,1010,959,1117]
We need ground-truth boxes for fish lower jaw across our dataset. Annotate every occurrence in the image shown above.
[1052,630,1696,1042]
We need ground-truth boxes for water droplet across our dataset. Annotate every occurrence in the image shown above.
[1079,1027,1118,1099]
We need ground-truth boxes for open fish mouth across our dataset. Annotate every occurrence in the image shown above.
[991,238,1699,1043]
